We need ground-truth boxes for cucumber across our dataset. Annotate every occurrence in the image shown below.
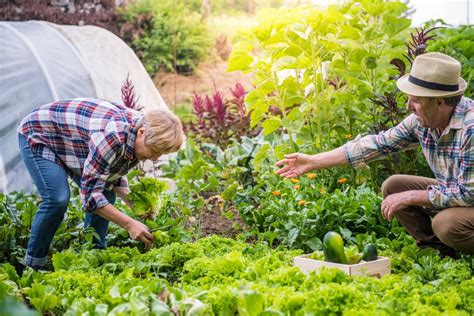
[322,231,349,264]
[362,243,378,261]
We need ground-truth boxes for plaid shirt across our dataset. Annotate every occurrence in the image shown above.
[344,97,474,209]
[18,98,142,212]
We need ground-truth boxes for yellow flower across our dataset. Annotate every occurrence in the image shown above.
[298,200,306,206]
[337,178,347,184]
[272,191,281,196]
[307,173,317,179]
[319,188,326,194]
[290,178,300,183]
[344,134,352,139]
[293,185,300,189]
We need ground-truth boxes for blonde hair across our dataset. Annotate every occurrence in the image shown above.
[142,110,184,154]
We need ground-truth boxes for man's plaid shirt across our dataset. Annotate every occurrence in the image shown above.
[344,97,474,209]
[18,98,142,212]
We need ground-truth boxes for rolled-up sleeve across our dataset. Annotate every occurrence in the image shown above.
[80,131,122,212]
[343,115,419,169]
[428,127,474,208]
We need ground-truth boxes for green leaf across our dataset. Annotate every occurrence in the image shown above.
[271,56,297,72]
[237,290,264,316]
[304,237,322,251]
[227,51,253,72]
[338,25,360,40]
[222,182,239,201]
[253,143,272,171]
[262,117,282,135]
[27,283,59,312]
[0,296,37,316]
[290,23,311,40]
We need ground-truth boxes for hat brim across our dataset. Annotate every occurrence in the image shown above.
[397,73,467,97]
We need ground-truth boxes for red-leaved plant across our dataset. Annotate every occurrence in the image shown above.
[370,26,444,133]
[390,26,442,79]
[188,83,260,148]
[121,74,143,111]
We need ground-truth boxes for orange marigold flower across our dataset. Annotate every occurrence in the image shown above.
[290,178,300,183]
[272,191,281,196]
[307,173,317,179]
[337,178,347,184]
[298,200,306,206]
[344,134,352,139]
[293,185,300,189]
[319,188,326,194]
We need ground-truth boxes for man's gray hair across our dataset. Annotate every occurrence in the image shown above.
[443,95,463,107]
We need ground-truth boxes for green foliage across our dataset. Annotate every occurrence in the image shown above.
[127,177,169,218]
[236,163,401,251]
[0,192,31,266]
[428,25,474,96]
[118,0,211,75]
[228,0,411,153]
[0,295,37,316]
[183,0,287,15]
[0,235,472,314]
[25,283,59,313]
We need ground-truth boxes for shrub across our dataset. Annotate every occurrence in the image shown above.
[118,0,211,75]
[0,0,120,34]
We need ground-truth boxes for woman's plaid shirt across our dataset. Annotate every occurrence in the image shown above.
[344,97,474,209]
[18,98,142,212]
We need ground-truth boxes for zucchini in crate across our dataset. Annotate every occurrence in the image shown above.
[323,231,349,264]
[362,243,378,261]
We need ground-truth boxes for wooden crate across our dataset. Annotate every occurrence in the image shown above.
[294,254,391,278]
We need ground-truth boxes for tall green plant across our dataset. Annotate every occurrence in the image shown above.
[228,0,411,155]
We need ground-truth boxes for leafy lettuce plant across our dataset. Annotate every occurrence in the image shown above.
[126,177,169,220]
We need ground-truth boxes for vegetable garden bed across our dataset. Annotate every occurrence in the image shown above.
[0,235,472,315]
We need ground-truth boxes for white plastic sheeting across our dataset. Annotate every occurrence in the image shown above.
[0,21,170,193]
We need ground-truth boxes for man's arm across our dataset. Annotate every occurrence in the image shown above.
[275,146,348,178]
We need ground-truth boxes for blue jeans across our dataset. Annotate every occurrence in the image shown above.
[18,134,115,268]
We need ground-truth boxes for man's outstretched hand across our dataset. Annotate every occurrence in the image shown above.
[275,153,315,178]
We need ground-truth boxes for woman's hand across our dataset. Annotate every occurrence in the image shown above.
[126,219,153,245]
[275,153,316,178]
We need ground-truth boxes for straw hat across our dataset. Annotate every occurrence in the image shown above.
[397,52,467,97]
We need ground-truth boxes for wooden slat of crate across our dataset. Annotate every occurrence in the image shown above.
[294,254,391,278]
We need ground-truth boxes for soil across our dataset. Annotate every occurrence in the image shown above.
[153,59,254,108]
[191,195,248,238]
[199,204,247,238]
